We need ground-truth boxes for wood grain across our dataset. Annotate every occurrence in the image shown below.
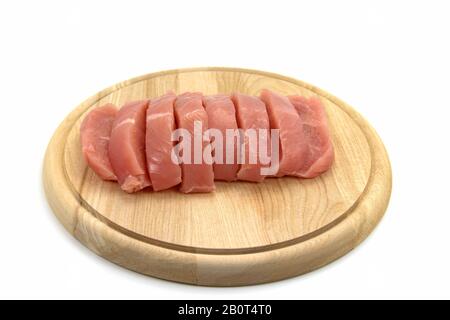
[43,67,392,286]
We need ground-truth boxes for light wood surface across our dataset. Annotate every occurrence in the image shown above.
[43,67,392,286]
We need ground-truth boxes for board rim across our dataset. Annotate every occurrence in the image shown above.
[43,67,392,286]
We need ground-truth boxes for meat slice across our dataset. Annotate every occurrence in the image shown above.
[174,92,215,193]
[80,104,118,181]
[231,93,271,182]
[260,89,307,177]
[203,94,239,182]
[146,92,182,191]
[108,100,151,193]
[288,95,334,178]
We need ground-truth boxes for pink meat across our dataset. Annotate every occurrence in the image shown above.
[203,95,239,182]
[288,95,334,178]
[80,104,118,181]
[231,93,271,182]
[260,89,307,177]
[109,100,151,193]
[174,92,215,193]
[146,92,182,191]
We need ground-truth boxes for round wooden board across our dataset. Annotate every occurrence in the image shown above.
[43,67,392,286]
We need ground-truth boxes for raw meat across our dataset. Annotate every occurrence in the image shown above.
[174,92,215,193]
[80,90,335,195]
[108,100,151,193]
[203,94,239,181]
[146,92,182,191]
[231,93,271,182]
[260,89,307,177]
[288,95,334,178]
[80,104,118,181]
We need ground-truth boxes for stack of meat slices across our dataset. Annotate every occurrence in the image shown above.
[80,89,334,193]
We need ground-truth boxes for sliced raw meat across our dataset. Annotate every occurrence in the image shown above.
[231,93,271,182]
[109,100,151,193]
[203,94,239,182]
[174,92,215,193]
[260,89,307,177]
[146,92,182,191]
[80,104,118,181]
[288,95,334,178]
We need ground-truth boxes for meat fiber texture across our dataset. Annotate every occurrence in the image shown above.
[288,95,334,178]
[231,93,271,182]
[109,100,151,193]
[174,92,215,193]
[80,104,117,181]
[80,90,334,194]
[203,94,239,182]
[146,92,182,191]
[260,89,307,177]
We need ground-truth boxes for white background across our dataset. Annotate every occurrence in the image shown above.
[1,0,449,299]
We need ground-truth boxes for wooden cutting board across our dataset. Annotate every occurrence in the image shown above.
[43,67,392,286]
